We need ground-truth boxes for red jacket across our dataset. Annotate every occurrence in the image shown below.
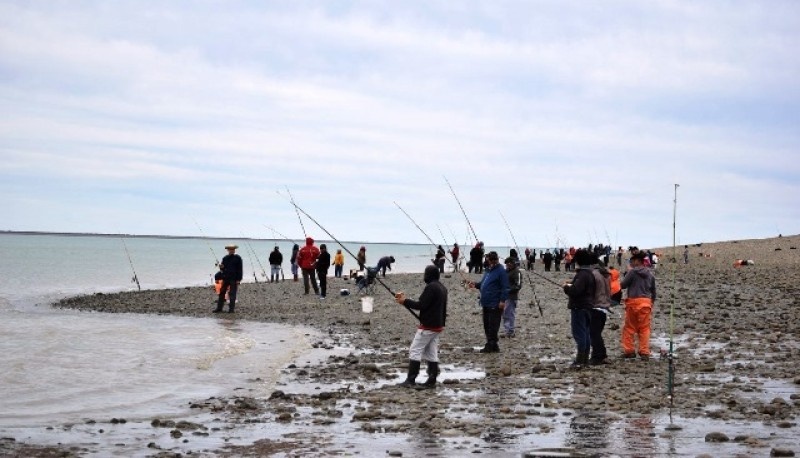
[297,237,320,270]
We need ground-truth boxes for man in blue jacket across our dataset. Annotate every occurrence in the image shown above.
[469,251,509,353]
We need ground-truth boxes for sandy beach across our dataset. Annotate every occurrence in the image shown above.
[4,235,799,457]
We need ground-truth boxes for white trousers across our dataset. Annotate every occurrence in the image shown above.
[409,329,441,362]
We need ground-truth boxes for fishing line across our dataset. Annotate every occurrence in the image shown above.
[444,176,479,243]
[240,234,267,282]
[668,183,680,419]
[394,201,472,289]
[119,234,141,291]
[276,194,419,321]
[499,211,544,317]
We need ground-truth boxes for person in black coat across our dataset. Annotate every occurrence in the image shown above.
[395,265,448,389]
[316,244,331,298]
[268,246,283,282]
[214,244,243,313]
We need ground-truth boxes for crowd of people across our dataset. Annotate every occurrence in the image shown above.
[213,239,660,388]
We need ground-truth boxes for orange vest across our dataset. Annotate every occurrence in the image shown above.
[609,269,621,295]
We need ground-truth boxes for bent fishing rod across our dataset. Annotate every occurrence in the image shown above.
[444,176,479,243]
[499,211,544,317]
[277,195,420,321]
[119,234,141,291]
[394,201,472,289]
[264,224,298,245]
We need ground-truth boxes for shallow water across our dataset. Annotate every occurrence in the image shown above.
[0,303,318,429]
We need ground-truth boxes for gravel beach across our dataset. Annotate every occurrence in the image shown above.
[4,235,799,457]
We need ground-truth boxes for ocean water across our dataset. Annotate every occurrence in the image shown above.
[0,232,512,432]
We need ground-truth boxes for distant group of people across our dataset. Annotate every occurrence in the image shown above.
[213,239,396,307]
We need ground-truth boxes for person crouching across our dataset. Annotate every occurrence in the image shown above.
[394,265,448,389]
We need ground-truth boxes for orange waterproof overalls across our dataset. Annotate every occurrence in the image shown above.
[621,296,653,356]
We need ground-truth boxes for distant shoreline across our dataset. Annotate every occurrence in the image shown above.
[0,230,429,246]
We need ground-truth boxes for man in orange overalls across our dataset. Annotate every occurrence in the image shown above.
[620,251,656,359]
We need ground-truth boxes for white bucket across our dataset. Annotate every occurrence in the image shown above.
[361,296,374,313]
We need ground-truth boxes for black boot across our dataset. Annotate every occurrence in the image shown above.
[570,351,588,369]
[213,298,224,313]
[415,362,440,389]
[227,303,235,313]
[398,360,421,388]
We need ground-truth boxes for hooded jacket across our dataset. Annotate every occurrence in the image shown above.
[268,248,283,265]
[402,265,448,330]
[506,265,522,301]
[621,266,656,301]
[297,237,320,270]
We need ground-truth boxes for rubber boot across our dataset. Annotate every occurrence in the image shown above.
[228,303,235,313]
[213,298,224,313]
[415,361,440,390]
[570,351,588,369]
[398,360,421,388]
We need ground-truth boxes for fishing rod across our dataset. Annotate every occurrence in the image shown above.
[119,234,141,291]
[668,183,680,417]
[499,211,544,317]
[278,195,420,321]
[394,202,472,288]
[193,218,220,267]
[240,234,267,282]
[444,176,479,243]
[284,186,307,237]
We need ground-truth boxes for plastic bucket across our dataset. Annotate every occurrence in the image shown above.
[361,296,374,313]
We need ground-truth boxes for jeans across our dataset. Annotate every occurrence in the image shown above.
[570,308,591,354]
[334,264,343,278]
[301,268,319,294]
[502,298,517,335]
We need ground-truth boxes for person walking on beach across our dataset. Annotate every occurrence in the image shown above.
[395,265,448,389]
[290,244,300,282]
[589,256,612,365]
[333,249,345,278]
[268,246,283,283]
[316,244,331,298]
[563,249,595,368]
[297,237,320,295]
[214,244,243,313]
[357,246,367,270]
[376,255,395,277]
[468,251,509,353]
[620,251,657,359]
[501,257,522,338]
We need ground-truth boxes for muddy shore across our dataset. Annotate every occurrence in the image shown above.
[4,235,800,457]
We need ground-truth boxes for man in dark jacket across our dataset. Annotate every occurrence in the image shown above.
[214,244,243,313]
[543,250,553,271]
[268,246,283,283]
[563,249,595,368]
[468,242,484,273]
[315,244,331,299]
[375,255,395,277]
[395,265,448,389]
[469,251,509,353]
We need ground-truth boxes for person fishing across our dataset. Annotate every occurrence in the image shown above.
[357,246,367,270]
[620,250,657,359]
[501,257,523,339]
[589,255,612,366]
[214,244,243,313]
[433,245,446,273]
[449,243,460,270]
[562,249,595,368]
[468,251,509,353]
[395,265,448,389]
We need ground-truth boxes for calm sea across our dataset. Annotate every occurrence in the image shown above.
[0,232,512,435]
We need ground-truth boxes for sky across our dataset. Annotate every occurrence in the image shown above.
[1,1,798,249]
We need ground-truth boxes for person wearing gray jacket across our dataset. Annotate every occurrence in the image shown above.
[502,257,523,338]
[589,256,612,365]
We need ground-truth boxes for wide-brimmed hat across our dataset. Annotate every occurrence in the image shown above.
[225,244,238,250]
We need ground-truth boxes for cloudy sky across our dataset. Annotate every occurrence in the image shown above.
[1,1,798,249]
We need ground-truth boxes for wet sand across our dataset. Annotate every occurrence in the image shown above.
[4,235,799,457]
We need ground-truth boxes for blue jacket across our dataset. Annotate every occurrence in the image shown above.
[476,264,509,308]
